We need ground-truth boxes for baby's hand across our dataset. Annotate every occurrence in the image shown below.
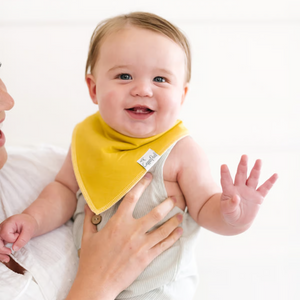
[220,155,278,229]
[0,214,37,262]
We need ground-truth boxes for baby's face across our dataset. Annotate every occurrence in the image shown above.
[87,25,188,138]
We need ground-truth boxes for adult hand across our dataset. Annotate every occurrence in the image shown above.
[66,173,183,300]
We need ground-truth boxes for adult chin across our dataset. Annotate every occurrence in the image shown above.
[0,146,8,169]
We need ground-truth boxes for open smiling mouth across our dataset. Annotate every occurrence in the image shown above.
[125,106,154,114]
[125,106,155,120]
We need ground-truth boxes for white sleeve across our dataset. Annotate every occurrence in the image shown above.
[0,145,79,300]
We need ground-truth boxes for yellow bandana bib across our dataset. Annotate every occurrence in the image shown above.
[71,112,189,214]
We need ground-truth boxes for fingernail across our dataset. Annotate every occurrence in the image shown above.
[177,214,183,222]
[144,173,152,179]
[171,196,176,203]
[176,227,183,236]
[13,245,19,251]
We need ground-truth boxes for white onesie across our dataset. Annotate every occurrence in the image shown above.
[73,143,200,300]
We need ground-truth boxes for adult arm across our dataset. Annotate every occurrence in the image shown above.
[66,173,183,300]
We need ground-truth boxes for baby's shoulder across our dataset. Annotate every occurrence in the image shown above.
[166,136,205,172]
[170,136,204,161]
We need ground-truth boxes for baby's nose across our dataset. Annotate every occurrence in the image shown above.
[130,81,153,97]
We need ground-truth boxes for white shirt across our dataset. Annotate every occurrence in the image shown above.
[0,146,78,300]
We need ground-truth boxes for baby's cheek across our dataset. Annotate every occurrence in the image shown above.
[104,89,117,100]
[99,91,117,110]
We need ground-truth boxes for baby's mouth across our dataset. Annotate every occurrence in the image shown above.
[126,106,154,114]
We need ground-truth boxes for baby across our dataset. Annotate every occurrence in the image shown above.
[0,12,278,299]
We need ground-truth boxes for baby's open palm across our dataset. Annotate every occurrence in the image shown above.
[220,155,278,228]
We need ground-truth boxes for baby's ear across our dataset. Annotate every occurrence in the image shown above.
[181,83,189,105]
[86,75,98,104]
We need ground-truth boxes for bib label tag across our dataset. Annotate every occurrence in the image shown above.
[137,149,160,171]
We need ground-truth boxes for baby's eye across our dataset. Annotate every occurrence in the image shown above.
[118,74,132,80]
[153,76,166,83]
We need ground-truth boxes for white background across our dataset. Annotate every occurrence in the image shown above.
[1,1,299,299]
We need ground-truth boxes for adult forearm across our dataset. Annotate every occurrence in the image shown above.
[197,193,250,235]
[22,181,77,237]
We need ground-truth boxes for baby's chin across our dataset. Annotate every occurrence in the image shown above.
[119,128,166,139]
[0,146,8,169]
[112,121,172,138]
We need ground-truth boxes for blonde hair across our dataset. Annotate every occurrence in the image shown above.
[85,12,191,82]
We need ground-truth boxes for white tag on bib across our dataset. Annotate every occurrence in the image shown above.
[137,149,161,171]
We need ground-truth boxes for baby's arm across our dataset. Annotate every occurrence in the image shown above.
[0,147,78,258]
[176,137,278,235]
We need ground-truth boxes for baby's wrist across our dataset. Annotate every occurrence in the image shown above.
[21,212,39,237]
[222,218,252,235]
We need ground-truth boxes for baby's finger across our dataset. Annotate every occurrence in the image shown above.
[220,195,240,217]
[234,155,248,186]
[117,173,152,217]
[246,159,261,189]
[82,205,98,240]
[220,164,233,192]
[13,229,31,251]
[146,213,183,248]
[0,253,10,263]
[0,243,12,256]
[257,173,278,198]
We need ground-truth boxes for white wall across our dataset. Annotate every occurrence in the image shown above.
[1,1,299,299]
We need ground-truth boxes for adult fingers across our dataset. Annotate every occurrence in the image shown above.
[139,197,176,232]
[117,173,152,217]
[234,155,248,186]
[150,226,183,260]
[257,173,278,198]
[146,212,183,248]
[81,205,98,241]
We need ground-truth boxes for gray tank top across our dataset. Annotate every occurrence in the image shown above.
[73,143,200,299]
